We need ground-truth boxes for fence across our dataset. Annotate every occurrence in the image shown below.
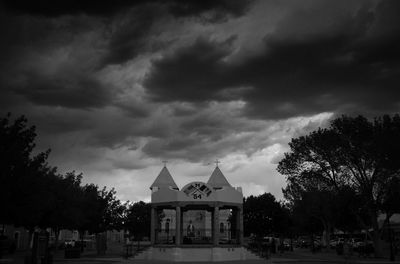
[155,228,241,245]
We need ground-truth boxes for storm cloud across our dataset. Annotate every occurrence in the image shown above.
[3,0,253,19]
[144,0,400,119]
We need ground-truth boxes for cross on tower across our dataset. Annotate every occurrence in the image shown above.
[162,160,168,167]
[214,159,220,167]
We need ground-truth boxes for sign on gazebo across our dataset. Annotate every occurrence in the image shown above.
[182,182,213,199]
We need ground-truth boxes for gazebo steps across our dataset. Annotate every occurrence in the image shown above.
[243,249,262,260]
[132,246,263,261]
[132,250,147,260]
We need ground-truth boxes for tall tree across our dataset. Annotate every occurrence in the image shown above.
[291,194,324,237]
[0,113,52,233]
[278,114,400,257]
[76,184,125,234]
[243,193,288,237]
[124,201,151,240]
[78,184,102,234]
[42,171,84,249]
[98,187,125,232]
[0,113,127,249]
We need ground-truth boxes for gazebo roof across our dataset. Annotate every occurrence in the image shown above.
[151,165,242,204]
[150,166,179,190]
[207,166,231,189]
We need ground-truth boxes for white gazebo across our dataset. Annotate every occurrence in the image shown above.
[145,164,247,262]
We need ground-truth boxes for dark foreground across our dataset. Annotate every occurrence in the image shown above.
[1,242,399,264]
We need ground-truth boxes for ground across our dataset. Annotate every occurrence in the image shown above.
[0,241,399,264]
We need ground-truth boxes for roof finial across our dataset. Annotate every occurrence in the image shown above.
[214,159,220,168]
[162,160,168,167]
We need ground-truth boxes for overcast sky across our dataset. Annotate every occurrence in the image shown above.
[1,0,400,202]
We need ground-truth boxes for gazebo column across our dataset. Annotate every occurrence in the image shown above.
[236,206,244,246]
[213,206,219,246]
[175,206,181,246]
[151,206,156,245]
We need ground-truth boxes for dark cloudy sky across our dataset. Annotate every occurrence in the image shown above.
[1,0,400,201]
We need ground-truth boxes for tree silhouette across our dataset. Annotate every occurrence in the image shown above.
[243,193,288,237]
[124,201,151,240]
[0,113,52,235]
[1,113,126,248]
[278,114,400,257]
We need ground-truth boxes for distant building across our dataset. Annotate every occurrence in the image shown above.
[378,213,400,237]
[106,229,124,243]
[1,225,30,250]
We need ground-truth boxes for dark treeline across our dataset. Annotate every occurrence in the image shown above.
[243,193,291,238]
[0,113,150,247]
[239,114,400,260]
[278,114,400,258]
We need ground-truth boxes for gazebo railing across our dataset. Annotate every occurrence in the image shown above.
[182,228,213,244]
[155,229,176,244]
[218,229,241,245]
[154,228,242,245]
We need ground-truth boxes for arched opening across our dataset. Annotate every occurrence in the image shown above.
[182,208,212,244]
[155,208,176,244]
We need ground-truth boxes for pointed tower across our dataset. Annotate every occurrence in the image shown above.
[150,165,179,190]
[207,165,231,190]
